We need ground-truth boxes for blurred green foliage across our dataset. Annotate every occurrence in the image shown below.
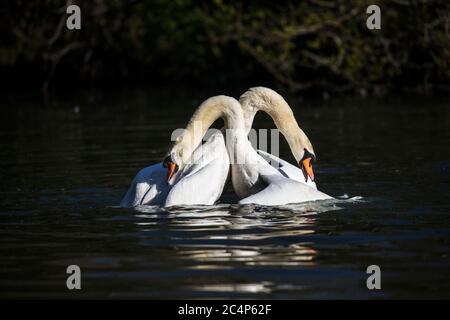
[1,0,449,95]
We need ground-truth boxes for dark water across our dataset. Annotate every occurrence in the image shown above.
[1,89,449,299]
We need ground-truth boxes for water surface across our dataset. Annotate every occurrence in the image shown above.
[1,89,449,298]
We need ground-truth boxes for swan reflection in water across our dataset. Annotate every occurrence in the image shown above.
[131,199,352,295]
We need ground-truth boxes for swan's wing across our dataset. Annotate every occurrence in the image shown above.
[257,149,317,189]
[121,132,229,208]
[238,174,331,206]
[257,149,292,168]
[165,132,230,206]
[165,157,229,206]
[120,163,169,207]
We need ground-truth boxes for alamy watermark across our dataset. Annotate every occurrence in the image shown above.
[171,123,282,167]
[66,265,81,290]
[65,4,381,31]
[366,265,381,290]
[366,5,381,30]
[66,5,81,30]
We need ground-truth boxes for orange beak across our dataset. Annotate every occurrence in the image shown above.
[167,162,176,182]
[301,157,315,182]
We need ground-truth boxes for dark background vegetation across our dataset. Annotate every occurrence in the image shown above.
[1,0,449,97]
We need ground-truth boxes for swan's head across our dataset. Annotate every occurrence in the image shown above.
[240,86,317,182]
[162,94,243,183]
[162,154,179,183]
[299,148,316,183]
[290,132,316,182]
[163,134,193,182]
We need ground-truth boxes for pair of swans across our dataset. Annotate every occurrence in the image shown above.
[121,87,332,207]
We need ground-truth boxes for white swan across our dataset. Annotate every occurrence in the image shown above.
[164,95,331,205]
[239,87,318,189]
[120,131,229,207]
[121,88,331,207]
[233,92,332,204]
[120,100,231,207]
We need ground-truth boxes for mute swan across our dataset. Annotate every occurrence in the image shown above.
[121,88,331,207]
[164,95,331,205]
[239,87,318,189]
[162,87,323,205]
[120,104,231,207]
[120,130,229,207]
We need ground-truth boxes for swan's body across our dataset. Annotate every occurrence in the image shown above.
[229,130,331,205]
[120,162,167,207]
[239,174,331,205]
[165,130,229,206]
[120,130,229,207]
[180,95,331,205]
[256,149,316,186]
[121,87,331,208]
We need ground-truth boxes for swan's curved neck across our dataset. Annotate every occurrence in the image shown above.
[176,96,245,163]
[239,87,314,162]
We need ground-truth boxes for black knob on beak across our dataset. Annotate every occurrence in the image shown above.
[162,155,178,182]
